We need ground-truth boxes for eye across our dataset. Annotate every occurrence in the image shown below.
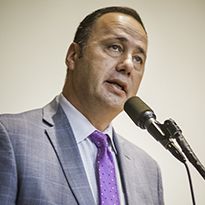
[108,44,123,53]
[133,55,143,65]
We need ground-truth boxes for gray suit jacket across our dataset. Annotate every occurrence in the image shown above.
[0,97,164,205]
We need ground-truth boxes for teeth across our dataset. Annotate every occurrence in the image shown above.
[112,82,123,90]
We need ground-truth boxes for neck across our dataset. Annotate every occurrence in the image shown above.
[62,91,119,132]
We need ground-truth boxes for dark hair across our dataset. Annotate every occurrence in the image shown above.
[73,6,146,49]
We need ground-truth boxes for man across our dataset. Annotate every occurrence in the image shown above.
[0,6,164,205]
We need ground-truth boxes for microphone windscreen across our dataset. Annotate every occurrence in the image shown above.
[124,96,153,128]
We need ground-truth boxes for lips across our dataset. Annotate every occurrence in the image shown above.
[106,79,128,94]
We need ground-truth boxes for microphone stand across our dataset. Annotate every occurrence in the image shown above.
[157,119,202,205]
[137,118,199,204]
[162,118,205,180]
[124,96,204,205]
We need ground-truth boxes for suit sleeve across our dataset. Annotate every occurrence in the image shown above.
[0,120,17,205]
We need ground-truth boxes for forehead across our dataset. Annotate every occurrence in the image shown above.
[90,12,147,43]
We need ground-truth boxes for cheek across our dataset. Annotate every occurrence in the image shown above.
[92,47,117,67]
[131,72,144,91]
[91,57,116,79]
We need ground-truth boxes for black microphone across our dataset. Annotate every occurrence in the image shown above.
[124,96,186,163]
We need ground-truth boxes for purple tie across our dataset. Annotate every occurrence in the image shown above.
[89,130,120,205]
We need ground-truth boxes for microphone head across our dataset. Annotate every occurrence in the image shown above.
[124,96,156,129]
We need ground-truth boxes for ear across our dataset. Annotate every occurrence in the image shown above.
[65,42,81,70]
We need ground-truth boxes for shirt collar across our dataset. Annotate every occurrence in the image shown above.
[58,94,117,153]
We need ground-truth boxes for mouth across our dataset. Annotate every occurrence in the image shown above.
[106,79,128,94]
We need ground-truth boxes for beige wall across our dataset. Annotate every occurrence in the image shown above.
[1,0,205,204]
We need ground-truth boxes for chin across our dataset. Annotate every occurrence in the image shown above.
[107,100,124,113]
[98,92,126,110]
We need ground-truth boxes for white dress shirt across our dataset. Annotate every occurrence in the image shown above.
[58,94,125,205]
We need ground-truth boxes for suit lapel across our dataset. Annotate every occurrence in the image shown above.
[42,98,95,205]
[113,133,152,205]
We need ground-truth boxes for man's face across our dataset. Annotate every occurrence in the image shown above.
[66,12,147,116]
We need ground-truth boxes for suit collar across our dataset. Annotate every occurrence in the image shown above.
[42,97,95,205]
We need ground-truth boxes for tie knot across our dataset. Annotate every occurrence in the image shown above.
[89,130,108,148]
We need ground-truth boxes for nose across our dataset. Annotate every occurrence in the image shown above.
[116,54,134,76]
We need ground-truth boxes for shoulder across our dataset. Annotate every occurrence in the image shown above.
[0,108,43,132]
[0,96,60,132]
[0,98,60,154]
